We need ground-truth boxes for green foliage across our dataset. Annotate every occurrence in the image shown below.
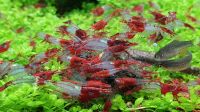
[0,84,66,111]
[134,97,144,107]
[111,94,127,111]
[0,0,200,111]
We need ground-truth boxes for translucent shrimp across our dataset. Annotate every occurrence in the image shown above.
[0,61,11,78]
[82,38,108,51]
[54,81,82,97]
[0,75,36,92]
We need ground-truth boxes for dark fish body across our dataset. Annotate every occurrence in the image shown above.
[155,40,193,60]
[159,52,192,71]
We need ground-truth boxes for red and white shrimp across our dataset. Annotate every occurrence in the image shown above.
[58,21,88,41]
[91,68,124,79]
[144,24,174,42]
[38,33,83,55]
[91,19,109,31]
[0,61,29,79]
[29,48,59,64]
[0,75,36,92]
[115,77,138,89]
[111,32,136,40]
[26,48,59,73]
[150,11,195,30]
[124,16,146,32]
[145,78,200,98]
[159,79,189,97]
[38,33,74,47]
[91,8,117,31]
[54,80,111,102]
[33,71,55,85]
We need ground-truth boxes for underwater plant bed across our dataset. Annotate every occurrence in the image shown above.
[0,0,200,112]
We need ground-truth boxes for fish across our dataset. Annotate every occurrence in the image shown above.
[159,52,192,71]
[155,40,193,60]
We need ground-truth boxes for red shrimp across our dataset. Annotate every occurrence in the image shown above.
[33,71,55,85]
[107,39,137,47]
[91,68,123,79]
[124,16,146,32]
[160,26,175,35]
[27,48,59,72]
[150,11,168,25]
[16,27,24,33]
[92,5,112,16]
[0,81,12,92]
[54,80,111,102]
[69,56,88,69]
[183,23,195,31]
[111,32,136,40]
[29,37,36,48]
[0,41,11,53]
[132,4,144,14]
[103,100,112,112]
[79,80,111,102]
[160,79,189,97]
[58,21,88,41]
[115,77,137,89]
[92,20,108,31]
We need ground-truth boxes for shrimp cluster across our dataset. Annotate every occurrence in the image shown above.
[0,2,199,112]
